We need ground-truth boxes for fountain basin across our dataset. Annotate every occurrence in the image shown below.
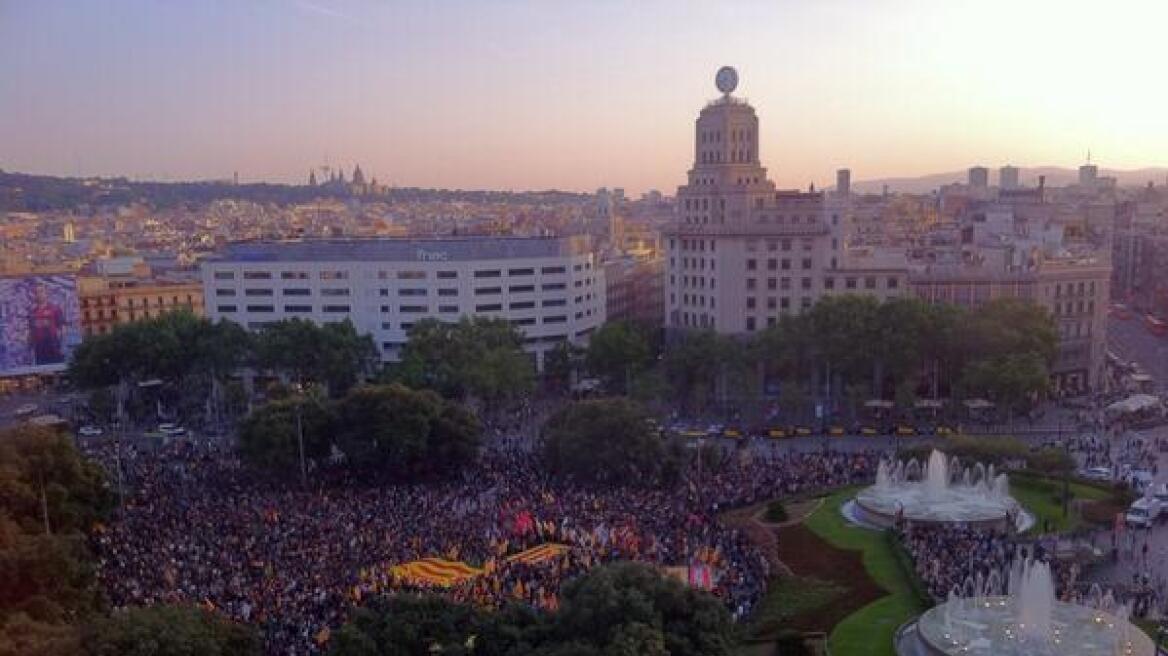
[899,596,1156,656]
[853,483,1019,530]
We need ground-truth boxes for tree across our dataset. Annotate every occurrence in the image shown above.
[329,594,480,656]
[82,605,259,656]
[0,426,112,535]
[960,352,1050,416]
[0,613,80,656]
[663,330,724,414]
[253,319,376,395]
[333,384,481,476]
[585,321,652,394]
[237,392,334,473]
[542,398,675,485]
[550,562,735,656]
[542,341,583,393]
[397,317,534,403]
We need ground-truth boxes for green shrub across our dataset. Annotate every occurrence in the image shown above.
[764,501,789,523]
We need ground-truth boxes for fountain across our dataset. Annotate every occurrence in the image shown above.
[896,558,1156,655]
[845,449,1032,531]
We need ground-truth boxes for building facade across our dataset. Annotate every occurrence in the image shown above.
[200,236,605,370]
[604,253,664,329]
[664,69,896,334]
[79,276,204,336]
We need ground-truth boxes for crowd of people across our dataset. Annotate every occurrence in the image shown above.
[86,435,879,655]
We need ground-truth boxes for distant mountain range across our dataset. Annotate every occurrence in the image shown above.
[850,167,1168,194]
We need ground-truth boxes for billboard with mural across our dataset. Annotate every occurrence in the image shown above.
[0,275,82,376]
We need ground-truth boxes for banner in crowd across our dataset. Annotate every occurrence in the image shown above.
[505,542,570,565]
[388,558,483,587]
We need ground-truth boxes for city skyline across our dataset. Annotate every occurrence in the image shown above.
[3,0,1167,193]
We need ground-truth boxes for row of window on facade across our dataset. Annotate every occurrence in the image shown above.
[212,265,577,282]
[1052,280,1098,298]
[699,149,752,164]
[699,128,753,144]
[212,281,585,300]
[1053,299,1096,317]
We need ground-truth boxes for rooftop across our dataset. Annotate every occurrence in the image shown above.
[205,235,593,263]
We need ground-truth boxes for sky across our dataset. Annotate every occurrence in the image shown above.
[2,0,1167,194]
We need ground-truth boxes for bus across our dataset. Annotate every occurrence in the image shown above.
[1145,315,1168,337]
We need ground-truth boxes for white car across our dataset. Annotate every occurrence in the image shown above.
[78,426,104,437]
[1080,467,1111,482]
[13,403,38,417]
[1125,497,1162,528]
[158,423,186,436]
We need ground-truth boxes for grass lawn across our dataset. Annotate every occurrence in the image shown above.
[804,488,925,656]
[742,575,846,642]
[1009,475,1113,533]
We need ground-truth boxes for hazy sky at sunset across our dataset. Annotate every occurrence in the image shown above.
[3,0,1166,193]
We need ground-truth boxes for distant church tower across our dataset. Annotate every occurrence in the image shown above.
[352,164,366,186]
[308,170,317,186]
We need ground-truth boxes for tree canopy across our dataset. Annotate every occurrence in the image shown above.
[541,399,677,486]
[81,605,259,656]
[329,563,734,656]
[394,317,534,403]
[584,321,653,394]
[238,383,481,479]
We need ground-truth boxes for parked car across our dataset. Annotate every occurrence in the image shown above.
[13,403,38,417]
[77,426,104,437]
[1080,466,1112,482]
[1125,497,1162,528]
[1153,484,1168,506]
[158,423,186,436]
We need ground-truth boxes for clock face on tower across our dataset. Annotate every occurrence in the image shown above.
[715,66,738,95]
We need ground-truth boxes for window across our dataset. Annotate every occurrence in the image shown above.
[475,287,502,295]
[321,288,350,297]
[437,270,458,279]
[284,305,312,313]
[781,259,791,271]
[746,297,756,309]
[542,283,566,291]
[845,278,857,290]
[379,288,389,297]
[746,259,757,271]
[438,288,458,297]
[780,297,790,309]
[508,268,534,276]
[825,277,835,290]
[541,266,566,275]
[767,297,777,309]
[475,303,502,312]
[398,288,427,296]
[215,288,236,297]
[246,304,274,313]
[801,258,813,270]
[439,305,459,313]
[400,305,428,313]
[283,288,311,296]
[887,277,899,289]
[322,305,350,313]
[281,271,309,280]
[474,270,501,279]
[245,288,273,296]
[801,278,812,290]
[401,322,415,331]
[767,258,777,271]
[214,271,234,280]
[320,271,348,280]
[510,301,536,310]
[746,278,757,291]
[397,271,425,280]
[217,304,237,313]
[542,299,567,307]
[511,318,536,326]
[746,317,756,331]
[509,285,535,293]
[865,277,876,290]
[767,278,777,291]
[543,315,567,324]
[243,271,271,280]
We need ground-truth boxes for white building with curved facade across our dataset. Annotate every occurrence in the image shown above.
[200,236,604,370]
